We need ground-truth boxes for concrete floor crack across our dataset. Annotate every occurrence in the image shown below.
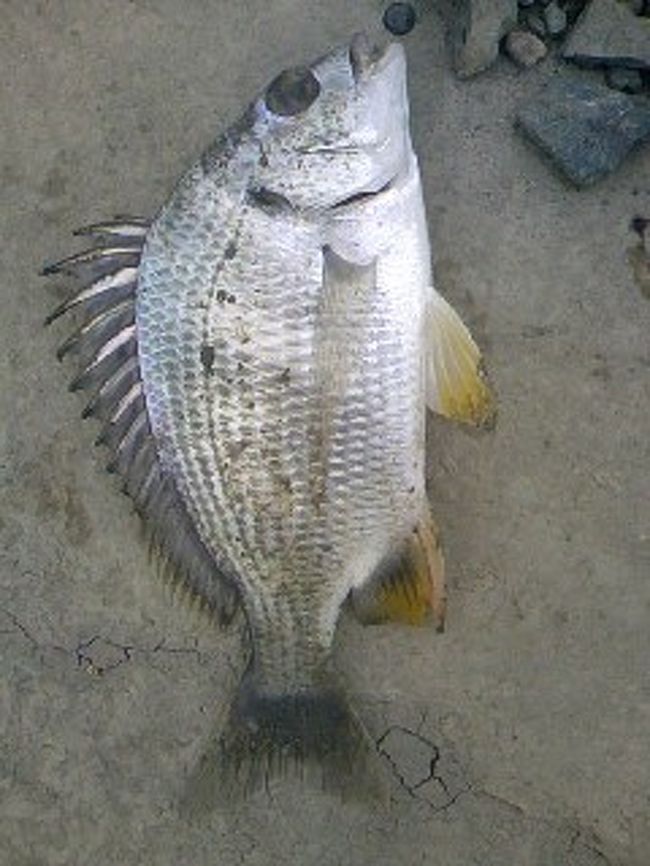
[0,606,222,677]
[1,606,40,648]
[375,723,471,813]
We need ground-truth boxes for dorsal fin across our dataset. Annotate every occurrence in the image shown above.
[45,220,240,624]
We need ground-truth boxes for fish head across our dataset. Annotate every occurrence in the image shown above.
[249,35,411,211]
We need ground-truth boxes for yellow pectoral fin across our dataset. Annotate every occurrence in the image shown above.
[426,292,495,427]
[351,512,446,632]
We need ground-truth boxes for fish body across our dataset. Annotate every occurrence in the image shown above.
[46,36,492,800]
[138,61,428,689]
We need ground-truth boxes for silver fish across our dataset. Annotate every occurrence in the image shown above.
[45,34,493,801]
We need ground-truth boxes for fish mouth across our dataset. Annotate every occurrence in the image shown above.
[349,33,401,83]
[330,174,397,210]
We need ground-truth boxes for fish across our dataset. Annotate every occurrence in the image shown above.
[44,33,493,803]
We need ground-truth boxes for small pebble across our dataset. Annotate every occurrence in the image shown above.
[525,11,547,37]
[543,1,568,35]
[383,2,417,36]
[505,29,548,66]
[605,66,644,93]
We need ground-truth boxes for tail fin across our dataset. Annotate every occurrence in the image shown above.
[180,677,387,814]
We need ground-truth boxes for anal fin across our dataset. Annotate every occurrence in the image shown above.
[426,291,495,427]
[351,511,446,632]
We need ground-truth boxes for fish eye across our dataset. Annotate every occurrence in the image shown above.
[264,67,321,117]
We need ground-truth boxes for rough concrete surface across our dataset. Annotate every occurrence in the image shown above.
[1,1,649,864]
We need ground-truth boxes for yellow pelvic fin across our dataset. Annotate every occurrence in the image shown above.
[426,292,495,427]
[351,512,446,631]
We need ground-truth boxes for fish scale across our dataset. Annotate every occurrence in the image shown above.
[143,211,416,588]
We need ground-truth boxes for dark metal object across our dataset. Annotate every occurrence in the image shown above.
[383,3,416,36]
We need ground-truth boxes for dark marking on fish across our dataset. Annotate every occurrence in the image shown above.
[200,344,216,376]
[200,105,257,174]
[224,241,237,260]
[247,186,293,213]
[227,438,252,462]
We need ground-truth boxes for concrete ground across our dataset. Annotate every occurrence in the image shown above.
[1,1,649,864]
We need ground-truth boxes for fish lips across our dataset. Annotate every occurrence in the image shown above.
[349,34,404,84]
[330,172,398,211]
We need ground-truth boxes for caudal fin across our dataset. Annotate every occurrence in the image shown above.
[181,677,387,813]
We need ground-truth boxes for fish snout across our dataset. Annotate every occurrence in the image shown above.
[349,33,387,82]
[349,32,405,86]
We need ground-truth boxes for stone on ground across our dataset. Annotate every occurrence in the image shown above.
[505,29,548,66]
[605,66,644,93]
[516,77,650,185]
[451,0,518,77]
[562,0,650,69]
[543,0,568,36]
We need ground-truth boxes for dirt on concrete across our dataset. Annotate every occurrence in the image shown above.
[1,2,649,864]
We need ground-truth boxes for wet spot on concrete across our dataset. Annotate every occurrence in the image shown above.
[27,454,93,546]
[628,243,650,299]
[590,353,611,382]
[41,164,68,199]
[433,257,463,296]
[62,484,93,547]
[2,163,21,187]
[628,216,650,299]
